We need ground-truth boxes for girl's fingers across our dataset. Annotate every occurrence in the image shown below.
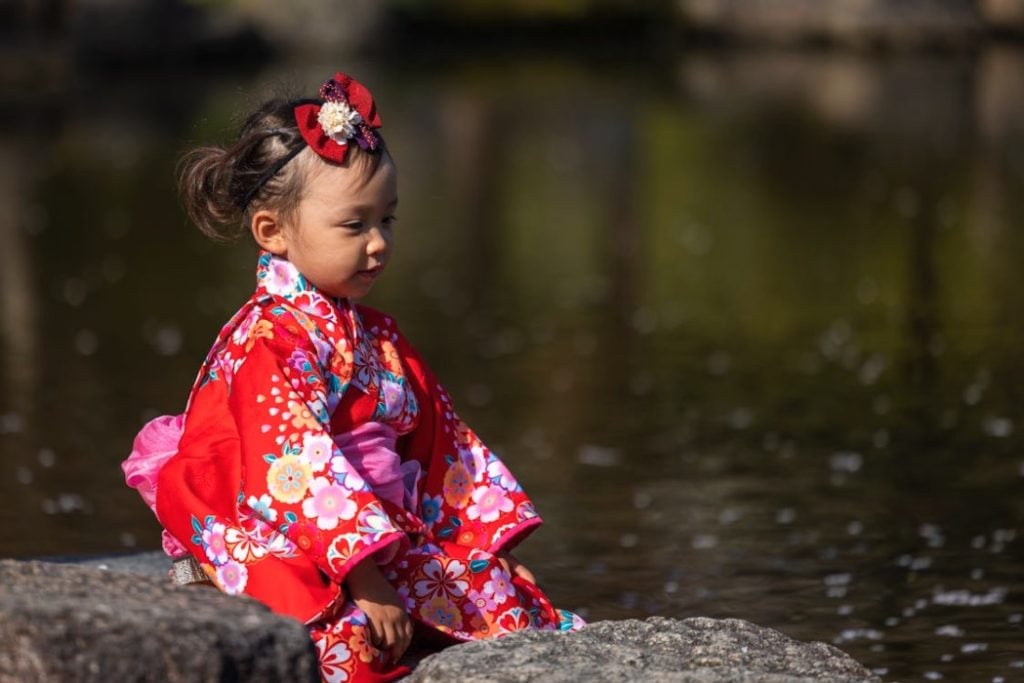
[392,620,413,662]
[366,618,382,648]
[381,621,397,651]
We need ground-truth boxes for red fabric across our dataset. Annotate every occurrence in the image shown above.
[294,72,382,164]
[145,252,581,682]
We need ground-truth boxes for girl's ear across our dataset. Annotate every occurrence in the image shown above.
[250,210,288,255]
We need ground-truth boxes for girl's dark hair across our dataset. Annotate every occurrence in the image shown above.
[177,98,389,242]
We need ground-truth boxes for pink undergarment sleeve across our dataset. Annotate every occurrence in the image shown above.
[334,421,422,564]
[121,413,189,557]
[333,422,405,508]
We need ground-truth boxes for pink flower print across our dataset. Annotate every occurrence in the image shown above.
[379,378,405,417]
[301,433,334,472]
[467,587,497,612]
[215,560,248,595]
[483,566,514,605]
[201,522,229,566]
[466,485,514,524]
[413,558,470,600]
[302,477,357,530]
[231,307,261,346]
[315,637,353,683]
[286,349,314,378]
[264,258,301,296]
[246,494,278,523]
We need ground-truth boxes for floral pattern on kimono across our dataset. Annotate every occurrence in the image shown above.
[154,252,584,683]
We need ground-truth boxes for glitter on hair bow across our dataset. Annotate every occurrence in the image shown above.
[294,72,383,164]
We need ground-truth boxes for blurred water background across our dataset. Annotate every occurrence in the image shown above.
[2,1,1024,680]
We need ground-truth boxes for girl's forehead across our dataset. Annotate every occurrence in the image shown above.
[305,156,397,205]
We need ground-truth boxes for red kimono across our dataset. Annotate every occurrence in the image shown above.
[147,252,583,682]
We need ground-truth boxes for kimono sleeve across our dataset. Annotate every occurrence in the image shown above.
[393,329,543,554]
[157,314,404,623]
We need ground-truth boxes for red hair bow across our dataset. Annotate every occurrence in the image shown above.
[294,72,383,164]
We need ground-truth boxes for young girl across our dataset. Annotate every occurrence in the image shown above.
[121,71,584,682]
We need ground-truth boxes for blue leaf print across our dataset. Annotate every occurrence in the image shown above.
[469,559,490,574]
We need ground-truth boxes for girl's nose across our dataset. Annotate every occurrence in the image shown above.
[366,226,389,255]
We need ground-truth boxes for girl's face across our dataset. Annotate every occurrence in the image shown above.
[272,154,398,300]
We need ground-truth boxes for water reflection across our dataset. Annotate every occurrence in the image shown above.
[2,50,1024,680]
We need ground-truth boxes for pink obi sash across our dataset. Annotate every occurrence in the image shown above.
[123,415,420,557]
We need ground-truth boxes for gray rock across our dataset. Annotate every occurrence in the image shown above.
[0,560,318,682]
[72,550,173,578]
[3,555,878,682]
[407,616,879,683]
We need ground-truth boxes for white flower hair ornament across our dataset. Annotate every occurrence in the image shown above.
[317,100,363,143]
[294,72,383,164]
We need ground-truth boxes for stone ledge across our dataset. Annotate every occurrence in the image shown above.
[0,559,318,682]
[409,616,879,683]
[0,555,878,682]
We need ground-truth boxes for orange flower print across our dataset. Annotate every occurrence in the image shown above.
[288,399,320,431]
[420,595,463,632]
[455,521,486,548]
[347,625,377,664]
[376,337,402,374]
[244,319,274,351]
[266,455,312,503]
[443,461,473,508]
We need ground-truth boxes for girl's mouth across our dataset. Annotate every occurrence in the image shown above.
[357,265,384,279]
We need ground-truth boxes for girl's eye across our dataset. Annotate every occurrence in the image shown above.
[341,221,364,231]
[383,215,398,227]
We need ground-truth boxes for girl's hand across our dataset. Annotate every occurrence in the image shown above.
[496,549,537,585]
[345,558,413,664]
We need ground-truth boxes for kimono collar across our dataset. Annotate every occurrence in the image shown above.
[255,251,346,325]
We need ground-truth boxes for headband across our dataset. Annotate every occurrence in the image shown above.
[239,72,384,210]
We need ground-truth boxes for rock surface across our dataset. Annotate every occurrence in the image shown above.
[408,616,879,683]
[0,559,318,682]
[2,555,878,682]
